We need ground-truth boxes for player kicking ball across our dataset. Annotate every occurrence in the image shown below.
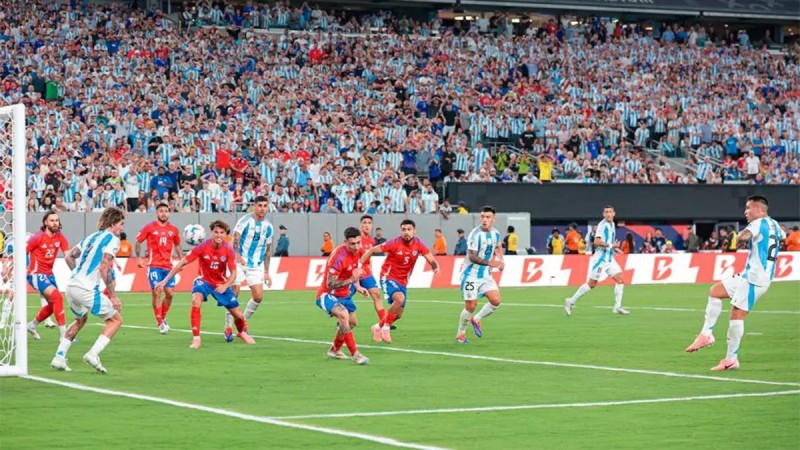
[685,196,784,371]
[564,205,629,316]
[155,220,255,349]
[456,206,505,343]
[26,211,70,340]
[315,227,369,365]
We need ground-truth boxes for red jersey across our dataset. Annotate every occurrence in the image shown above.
[316,244,363,298]
[26,231,69,275]
[186,240,236,288]
[379,236,430,285]
[136,221,180,269]
[360,233,376,276]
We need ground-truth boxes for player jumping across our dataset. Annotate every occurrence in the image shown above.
[685,195,784,371]
[564,205,629,316]
[135,202,183,334]
[155,220,255,349]
[26,211,70,340]
[359,219,440,343]
[456,206,505,343]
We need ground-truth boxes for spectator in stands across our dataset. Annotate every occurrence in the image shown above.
[685,227,700,253]
[652,229,667,252]
[663,240,676,253]
[547,229,564,255]
[432,229,447,256]
[620,233,635,254]
[453,229,467,256]
[274,225,290,257]
[320,231,333,257]
[704,231,720,250]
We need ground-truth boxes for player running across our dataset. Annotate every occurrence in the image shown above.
[685,195,785,371]
[155,220,255,349]
[357,214,388,339]
[51,207,125,374]
[26,211,70,340]
[456,206,505,343]
[359,219,440,343]
[135,203,183,334]
[224,196,273,342]
[315,227,369,365]
[564,205,629,316]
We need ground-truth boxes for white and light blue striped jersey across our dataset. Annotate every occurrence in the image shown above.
[233,213,274,269]
[590,219,616,264]
[461,226,502,279]
[743,217,784,286]
[69,230,120,291]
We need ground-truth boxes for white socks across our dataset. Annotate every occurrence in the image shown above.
[55,337,73,358]
[614,284,624,309]
[568,283,591,305]
[726,320,744,360]
[701,297,722,336]
[457,309,471,334]
[58,325,66,339]
[474,303,498,321]
[89,334,111,356]
[244,299,260,320]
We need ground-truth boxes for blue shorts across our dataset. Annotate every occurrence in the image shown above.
[148,267,175,290]
[191,279,239,309]
[316,293,357,316]
[360,274,378,290]
[27,274,58,296]
[381,279,407,307]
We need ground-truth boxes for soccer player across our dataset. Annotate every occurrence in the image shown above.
[51,207,126,374]
[564,205,629,316]
[357,215,387,341]
[315,227,369,365]
[135,203,182,334]
[26,211,70,340]
[155,220,254,349]
[456,206,505,343]
[359,219,440,343]
[685,196,784,371]
[224,196,273,342]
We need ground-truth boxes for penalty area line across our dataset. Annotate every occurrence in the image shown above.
[23,375,449,450]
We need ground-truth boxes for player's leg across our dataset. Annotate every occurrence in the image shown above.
[224,269,247,340]
[457,299,477,343]
[380,286,406,343]
[41,295,57,328]
[609,264,628,315]
[148,268,166,330]
[686,280,732,352]
[332,302,368,364]
[472,280,501,337]
[565,276,598,316]
[82,293,123,374]
[26,276,51,340]
[52,313,88,372]
[189,279,211,348]
[243,275,265,321]
[711,282,763,371]
[216,286,254,344]
[41,284,67,339]
[363,276,384,341]
[162,286,175,331]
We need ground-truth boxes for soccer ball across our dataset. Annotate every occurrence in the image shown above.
[183,224,206,246]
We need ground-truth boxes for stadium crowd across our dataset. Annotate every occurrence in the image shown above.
[2,0,799,214]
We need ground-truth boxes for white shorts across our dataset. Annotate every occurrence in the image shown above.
[722,275,768,312]
[65,285,117,321]
[588,259,622,281]
[234,264,265,287]
[460,275,499,301]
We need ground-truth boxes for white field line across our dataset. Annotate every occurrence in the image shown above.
[273,390,800,420]
[117,324,800,388]
[23,375,448,450]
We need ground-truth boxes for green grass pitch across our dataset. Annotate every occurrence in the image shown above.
[2,283,799,449]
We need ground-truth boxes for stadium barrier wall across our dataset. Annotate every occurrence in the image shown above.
[32,253,800,293]
[25,212,531,257]
[446,183,800,222]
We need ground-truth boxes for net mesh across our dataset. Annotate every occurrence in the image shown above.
[0,110,18,367]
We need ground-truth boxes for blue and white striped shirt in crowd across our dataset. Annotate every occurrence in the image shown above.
[258,162,276,185]
[197,189,214,213]
[341,196,355,214]
[137,172,152,194]
[472,147,489,171]
[626,159,642,174]
[408,197,421,214]
[359,190,376,208]
[696,161,714,181]
[388,187,407,213]
[218,190,234,213]
[382,151,403,171]
[179,190,195,211]
[454,152,469,172]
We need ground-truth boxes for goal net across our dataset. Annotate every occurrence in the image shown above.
[0,104,28,376]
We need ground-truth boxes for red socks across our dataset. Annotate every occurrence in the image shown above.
[380,312,397,328]
[162,300,172,319]
[332,332,345,352]
[154,305,163,325]
[376,308,386,322]
[190,306,201,337]
[35,303,53,323]
[233,316,246,333]
[50,291,65,326]
[343,331,357,355]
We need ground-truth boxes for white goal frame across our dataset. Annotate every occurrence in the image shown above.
[0,103,28,376]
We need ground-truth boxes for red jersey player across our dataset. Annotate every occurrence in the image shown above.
[26,211,70,339]
[357,215,386,331]
[359,219,440,343]
[155,220,254,349]
[135,203,183,334]
[315,227,369,365]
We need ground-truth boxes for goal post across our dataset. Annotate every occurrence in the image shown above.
[0,103,28,377]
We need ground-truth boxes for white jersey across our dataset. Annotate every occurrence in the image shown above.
[743,217,784,287]
[69,230,120,291]
[461,226,502,279]
[233,213,274,269]
[590,219,616,265]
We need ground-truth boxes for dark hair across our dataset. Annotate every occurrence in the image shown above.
[508,226,515,233]
[344,227,360,240]
[747,195,769,208]
[209,220,230,234]
[156,202,170,210]
[40,210,59,232]
[481,205,496,214]
[401,219,416,228]
[604,205,615,211]
[120,232,127,240]
[360,214,373,223]
[254,195,268,203]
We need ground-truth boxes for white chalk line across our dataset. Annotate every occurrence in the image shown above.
[22,375,448,450]
[273,390,800,420]
[116,324,800,388]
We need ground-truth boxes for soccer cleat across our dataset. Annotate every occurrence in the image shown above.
[26,322,41,340]
[158,322,169,335]
[223,327,234,343]
[326,348,349,360]
[564,299,574,317]
[50,355,72,372]
[189,337,202,349]
[380,325,392,343]
[82,352,107,374]
[43,318,57,329]
[613,307,630,315]
[710,358,740,371]
[351,351,369,365]
[456,332,468,343]
[236,332,256,345]
[470,317,483,338]
[371,324,382,342]
[685,334,716,352]
[162,319,170,333]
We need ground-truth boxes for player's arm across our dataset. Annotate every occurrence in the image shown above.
[326,268,361,291]
[358,244,384,266]
[134,229,148,268]
[262,242,273,286]
[65,244,81,270]
[232,230,245,264]
[738,229,753,242]
[217,259,237,293]
[99,253,119,306]
[156,254,193,291]
[423,252,441,275]
[492,244,506,270]
[25,233,38,254]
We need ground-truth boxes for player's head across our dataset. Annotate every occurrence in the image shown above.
[343,227,361,254]
[41,210,61,233]
[745,195,769,222]
[253,195,269,218]
[156,202,170,223]
[602,205,615,222]
[360,215,373,234]
[209,220,230,245]
[480,206,496,230]
[400,219,416,242]
[98,207,125,236]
